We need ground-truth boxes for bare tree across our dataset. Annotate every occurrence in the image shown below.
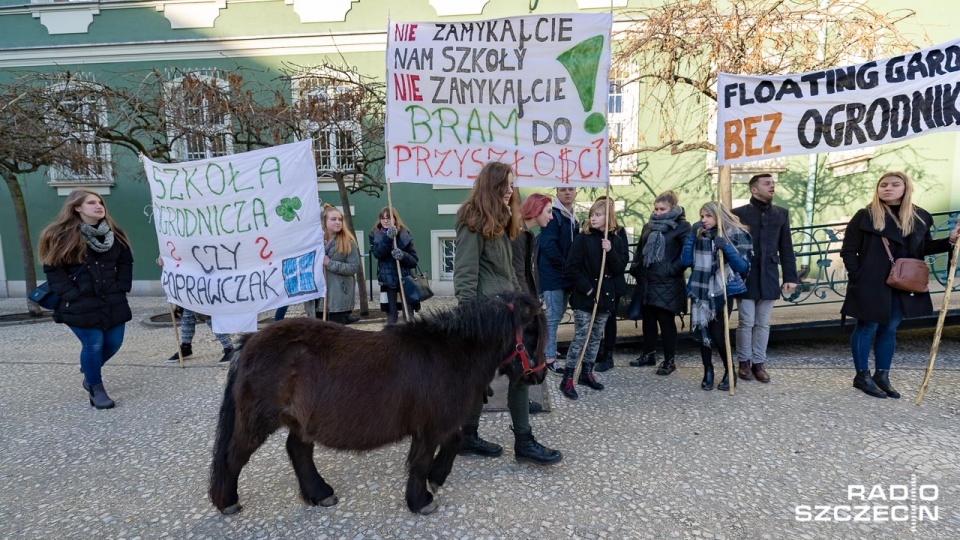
[613,0,922,158]
[0,72,109,315]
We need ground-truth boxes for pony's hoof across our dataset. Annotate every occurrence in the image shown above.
[418,501,439,515]
[221,503,242,515]
[428,481,440,494]
[319,495,339,507]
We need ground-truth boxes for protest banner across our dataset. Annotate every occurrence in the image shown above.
[143,140,325,333]
[717,37,960,166]
[386,13,612,187]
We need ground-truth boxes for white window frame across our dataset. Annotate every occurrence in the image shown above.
[431,229,456,282]
[47,81,114,191]
[291,73,363,183]
[165,71,233,161]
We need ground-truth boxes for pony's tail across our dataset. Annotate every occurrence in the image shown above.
[208,359,240,512]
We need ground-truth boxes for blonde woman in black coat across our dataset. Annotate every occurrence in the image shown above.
[841,171,960,399]
[37,190,133,409]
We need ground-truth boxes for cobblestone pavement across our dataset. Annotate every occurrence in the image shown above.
[2,296,960,539]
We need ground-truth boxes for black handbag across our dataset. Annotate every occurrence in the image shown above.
[402,267,434,303]
[28,265,87,310]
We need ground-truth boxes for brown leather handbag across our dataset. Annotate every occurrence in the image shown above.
[882,237,929,293]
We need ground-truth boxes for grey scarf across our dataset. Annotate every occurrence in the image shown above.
[642,206,683,266]
[80,220,114,253]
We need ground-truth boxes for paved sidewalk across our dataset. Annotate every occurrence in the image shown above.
[2,296,960,539]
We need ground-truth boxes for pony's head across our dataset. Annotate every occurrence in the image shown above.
[496,292,548,386]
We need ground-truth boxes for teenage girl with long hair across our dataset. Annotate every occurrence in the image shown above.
[38,190,133,409]
[318,204,360,324]
[454,161,562,466]
[370,206,419,323]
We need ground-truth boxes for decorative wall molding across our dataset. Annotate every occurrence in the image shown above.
[31,5,100,35]
[428,0,489,17]
[284,0,357,23]
[0,31,387,68]
[156,0,226,29]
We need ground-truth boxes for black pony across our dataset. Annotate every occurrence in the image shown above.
[209,292,546,515]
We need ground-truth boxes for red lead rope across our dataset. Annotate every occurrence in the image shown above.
[500,302,545,376]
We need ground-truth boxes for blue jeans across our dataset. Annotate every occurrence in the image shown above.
[850,295,903,372]
[542,289,568,361]
[69,324,125,387]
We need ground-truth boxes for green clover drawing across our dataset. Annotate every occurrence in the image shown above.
[276,197,303,222]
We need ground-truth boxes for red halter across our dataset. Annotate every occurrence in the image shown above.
[500,302,545,377]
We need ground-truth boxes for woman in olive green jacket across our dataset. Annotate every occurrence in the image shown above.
[454,161,562,466]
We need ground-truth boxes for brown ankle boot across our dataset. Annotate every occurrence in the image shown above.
[737,361,753,381]
[752,363,771,383]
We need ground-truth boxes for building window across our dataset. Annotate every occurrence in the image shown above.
[608,79,623,114]
[47,82,113,189]
[166,72,232,161]
[439,237,455,280]
[293,76,362,176]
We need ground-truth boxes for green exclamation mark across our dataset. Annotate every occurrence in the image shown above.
[556,35,606,135]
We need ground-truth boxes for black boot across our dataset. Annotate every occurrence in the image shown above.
[458,425,503,457]
[578,363,605,391]
[701,360,714,391]
[717,370,737,392]
[872,370,901,399]
[166,343,193,364]
[656,356,676,376]
[595,348,614,372]
[512,429,563,465]
[559,367,579,400]
[88,383,115,409]
[630,351,657,367]
[853,370,887,398]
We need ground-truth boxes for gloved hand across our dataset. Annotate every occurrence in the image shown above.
[691,221,704,234]
[391,247,404,260]
[385,226,397,239]
[714,236,729,249]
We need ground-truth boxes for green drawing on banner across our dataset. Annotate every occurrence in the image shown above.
[276,197,302,222]
[556,35,606,135]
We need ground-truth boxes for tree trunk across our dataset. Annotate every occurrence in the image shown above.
[334,173,369,316]
[1,170,41,316]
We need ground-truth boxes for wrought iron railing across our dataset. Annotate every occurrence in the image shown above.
[782,210,960,308]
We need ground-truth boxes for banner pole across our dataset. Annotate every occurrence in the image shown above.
[386,179,411,322]
[573,185,611,384]
[916,238,960,404]
[718,165,734,395]
[168,303,184,368]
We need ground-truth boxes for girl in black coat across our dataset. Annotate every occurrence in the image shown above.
[37,190,133,409]
[369,207,419,324]
[840,171,960,399]
[559,198,627,399]
[629,190,691,375]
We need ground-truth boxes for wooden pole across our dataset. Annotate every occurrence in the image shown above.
[717,165,734,395]
[915,238,960,404]
[572,186,612,383]
[168,304,184,368]
[385,179,411,322]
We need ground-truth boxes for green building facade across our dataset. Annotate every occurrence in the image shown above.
[1,0,958,299]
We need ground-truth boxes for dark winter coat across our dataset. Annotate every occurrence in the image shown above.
[840,206,951,324]
[454,222,521,302]
[537,206,578,291]
[564,228,627,314]
[512,226,538,296]
[44,241,133,330]
[732,198,799,300]
[610,227,630,297]
[630,212,691,315]
[370,227,419,289]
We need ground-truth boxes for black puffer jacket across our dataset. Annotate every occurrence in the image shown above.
[44,241,133,330]
[630,212,691,315]
[564,228,627,314]
[370,227,418,289]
